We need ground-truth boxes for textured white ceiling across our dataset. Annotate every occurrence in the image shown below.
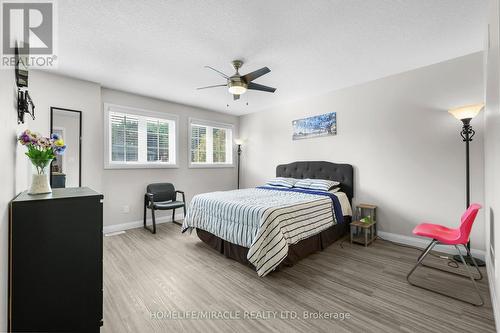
[50,0,487,115]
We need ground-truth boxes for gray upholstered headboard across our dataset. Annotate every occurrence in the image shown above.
[276,161,354,200]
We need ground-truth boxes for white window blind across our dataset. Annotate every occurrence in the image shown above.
[191,125,207,163]
[110,113,139,162]
[189,119,233,167]
[147,119,170,162]
[104,104,177,169]
[212,128,227,163]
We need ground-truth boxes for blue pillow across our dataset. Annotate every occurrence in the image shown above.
[265,177,297,188]
[294,179,340,192]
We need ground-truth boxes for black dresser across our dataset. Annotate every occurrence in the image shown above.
[8,187,103,332]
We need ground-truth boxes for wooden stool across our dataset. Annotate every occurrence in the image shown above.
[350,220,376,247]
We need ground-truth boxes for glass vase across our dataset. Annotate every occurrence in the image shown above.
[28,158,53,195]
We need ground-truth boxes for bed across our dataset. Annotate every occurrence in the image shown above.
[182,161,354,276]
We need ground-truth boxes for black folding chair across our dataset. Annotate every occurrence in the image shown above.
[143,183,186,234]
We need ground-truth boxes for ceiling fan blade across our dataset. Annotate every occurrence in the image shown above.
[197,84,227,90]
[241,67,270,83]
[247,82,276,93]
[204,66,229,79]
[233,94,240,100]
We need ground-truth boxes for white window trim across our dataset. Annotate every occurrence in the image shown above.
[103,103,179,169]
[188,117,235,168]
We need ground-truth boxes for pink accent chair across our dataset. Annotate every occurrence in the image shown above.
[406,204,484,306]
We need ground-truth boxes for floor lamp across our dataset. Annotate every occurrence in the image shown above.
[448,103,485,266]
[235,139,243,189]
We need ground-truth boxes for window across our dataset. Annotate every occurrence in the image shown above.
[189,118,233,167]
[104,104,178,169]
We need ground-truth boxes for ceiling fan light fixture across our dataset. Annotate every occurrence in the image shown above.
[228,81,247,95]
[199,60,275,100]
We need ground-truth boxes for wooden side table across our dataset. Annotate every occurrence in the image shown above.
[350,220,377,247]
[355,204,377,223]
[354,203,377,240]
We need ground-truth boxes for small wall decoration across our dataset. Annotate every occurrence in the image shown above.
[292,112,337,140]
[15,44,35,124]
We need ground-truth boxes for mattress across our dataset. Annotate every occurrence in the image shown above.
[182,187,351,276]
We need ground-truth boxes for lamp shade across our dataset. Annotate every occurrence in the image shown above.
[228,85,247,95]
[448,103,484,120]
[234,139,244,145]
[228,81,247,95]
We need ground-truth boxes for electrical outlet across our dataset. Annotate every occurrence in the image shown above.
[122,205,130,213]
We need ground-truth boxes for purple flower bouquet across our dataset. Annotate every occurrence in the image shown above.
[18,130,66,194]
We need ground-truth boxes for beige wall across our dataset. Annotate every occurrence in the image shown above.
[29,71,104,192]
[239,53,486,252]
[484,0,500,323]
[0,65,18,332]
[101,89,239,227]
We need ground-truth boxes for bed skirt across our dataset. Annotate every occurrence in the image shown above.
[196,217,351,271]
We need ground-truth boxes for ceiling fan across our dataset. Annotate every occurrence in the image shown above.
[197,60,276,100]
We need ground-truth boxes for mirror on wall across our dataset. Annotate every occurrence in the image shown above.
[50,107,82,188]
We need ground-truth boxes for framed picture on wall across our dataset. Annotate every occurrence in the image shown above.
[292,112,337,140]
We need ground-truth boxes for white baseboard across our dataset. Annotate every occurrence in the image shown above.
[103,213,184,234]
[485,255,500,332]
[377,231,486,261]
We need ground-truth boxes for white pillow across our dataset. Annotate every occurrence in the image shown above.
[265,177,297,188]
[294,178,340,192]
[263,184,288,189]
[329,187,341,193]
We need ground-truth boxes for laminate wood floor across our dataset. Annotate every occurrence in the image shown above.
[102,222,496,333]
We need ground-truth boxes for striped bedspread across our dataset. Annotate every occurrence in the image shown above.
[182,187,347,276]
